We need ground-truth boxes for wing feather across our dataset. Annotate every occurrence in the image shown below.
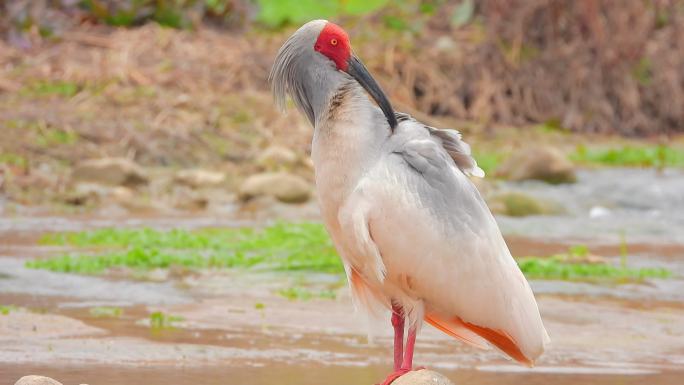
[395,112,484,178]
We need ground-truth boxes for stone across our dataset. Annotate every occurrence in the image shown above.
[256,145,298,170]
[174,169,226,188]
[238,172,311,203]
[496,145,576,184]
[488,191,564,217]
[64,183,134,206]
[64,183,108,205]
[14,375,63,385]
[110,186,134,202]
[393,370,454,385]
[71,158,148,187]
[435,36,456,51]
[171,187,210,210]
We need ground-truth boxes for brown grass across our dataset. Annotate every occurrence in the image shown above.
[1,2,684,206]
[372,0,684,136]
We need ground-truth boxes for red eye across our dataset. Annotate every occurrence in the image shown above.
[330,38,338,46]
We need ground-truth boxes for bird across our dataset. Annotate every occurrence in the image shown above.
[269,20,549,385]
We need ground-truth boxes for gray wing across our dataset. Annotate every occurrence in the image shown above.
[395,112,484,178]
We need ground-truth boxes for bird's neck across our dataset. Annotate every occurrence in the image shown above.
[311,82,388,221]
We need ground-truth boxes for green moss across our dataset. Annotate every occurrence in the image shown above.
[0,305,19,315]
[489,192,563,217]
[496,192,545,217]
[570,144,684,168]
[534,119,568,134]
[36,129,79,147]
[0,153,28,168]
[31,222,342,274]
[632,57,653,86]
[29,223,672,283]
[277,286,337,301]
[25,81,80,97]
[39,227,244,249]
[518,256,671,282]
[568,244,589,258]
[149,311,183,329]
[89,306,123,318]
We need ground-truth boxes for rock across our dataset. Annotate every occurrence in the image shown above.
[256,146,298,170]
[65,183,134,206]
[496,146,576,184]
[111,186,134,202]
[435,36,456,51]
[238,172,311,203]
[72,158,148,187]
[64,183,108,205]
[14,375,63,385]
[174,169,226,188]
[393,370,454,385]
[171,186,210,210]
[589,205,611,218]
[488,191,564,217]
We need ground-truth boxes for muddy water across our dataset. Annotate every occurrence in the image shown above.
[2,168,684,384]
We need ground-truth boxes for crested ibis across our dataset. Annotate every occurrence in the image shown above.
[269,20,549,385]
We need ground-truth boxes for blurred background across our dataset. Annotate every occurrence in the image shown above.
[1,1,683,384]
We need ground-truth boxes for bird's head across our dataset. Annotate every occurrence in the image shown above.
[269,20,397,129]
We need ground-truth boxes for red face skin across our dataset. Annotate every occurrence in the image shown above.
[314,22,351,71]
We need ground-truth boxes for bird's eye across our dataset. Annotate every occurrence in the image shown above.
[330,38,338,46]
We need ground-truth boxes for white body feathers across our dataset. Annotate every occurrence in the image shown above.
[311,85,549,364]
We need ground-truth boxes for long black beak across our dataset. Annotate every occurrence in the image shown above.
[347,55,397,130]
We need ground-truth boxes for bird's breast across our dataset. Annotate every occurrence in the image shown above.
[311,117,380,219]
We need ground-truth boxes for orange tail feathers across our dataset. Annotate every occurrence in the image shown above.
[425,313,533,367]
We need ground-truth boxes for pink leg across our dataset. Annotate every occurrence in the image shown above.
[400,326,417,370]
[378,308,424,385]
[391,304,404,372]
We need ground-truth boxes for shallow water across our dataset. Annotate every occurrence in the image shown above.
[3,364,683,385]
[497,168,684,244]
[2,167,684,384]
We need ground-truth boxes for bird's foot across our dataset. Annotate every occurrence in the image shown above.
[377,367,426,385]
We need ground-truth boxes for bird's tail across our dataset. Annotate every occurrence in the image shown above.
[425,313,536,367]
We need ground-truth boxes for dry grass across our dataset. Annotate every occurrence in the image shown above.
[373,0,684,136]
[0,24,308,165]
[2,2,684,206]
[0,24,312,204]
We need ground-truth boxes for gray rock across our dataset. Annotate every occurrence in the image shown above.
[174,169,226,188]
[393,370,454,385]
[72,158,148,187]
[496,145,576,184]
[14,375,63,385]
[488,191,565,217]
[256,145,298,170]
[238,172,311,203]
